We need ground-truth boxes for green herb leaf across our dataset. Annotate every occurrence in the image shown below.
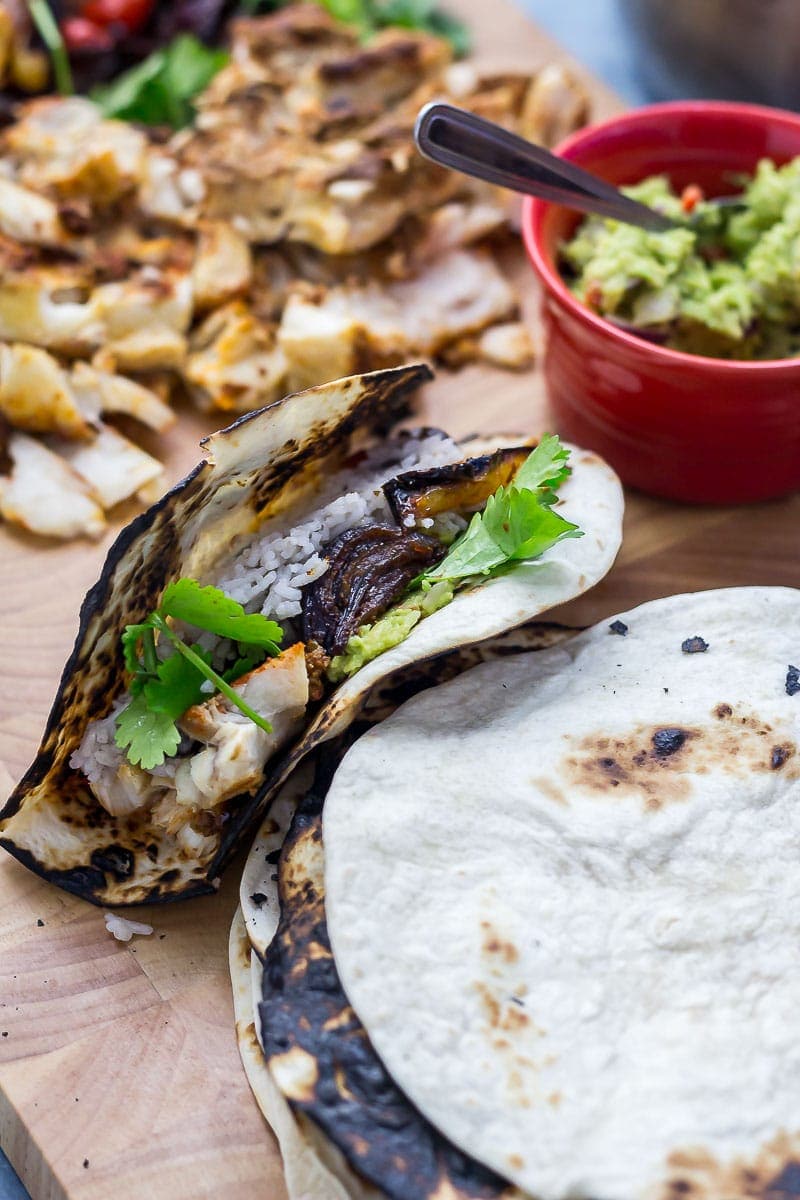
[223,649,267,683]
[114,693,182,770]
[482,486,582,560]
[423,510,506,582]
[91,35,228,129]
[373,0,470,54]
[143,646,212,720]
[160,578,283,653]
[513,433,572,504]
[420,436,582,586]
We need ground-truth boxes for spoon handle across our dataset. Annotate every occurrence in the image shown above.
[414,102,676,234]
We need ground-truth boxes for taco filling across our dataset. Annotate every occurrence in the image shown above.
[70,431,580,855]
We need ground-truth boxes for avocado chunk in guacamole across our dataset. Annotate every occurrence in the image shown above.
[560,159,800,360]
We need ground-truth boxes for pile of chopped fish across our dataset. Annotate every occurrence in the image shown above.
[0,3,588,541]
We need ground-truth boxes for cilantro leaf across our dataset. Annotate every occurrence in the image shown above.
[160,579,283,652]
[92,36,228,129]
[514,433,572,504]
[420,436,582,587]
[114,693,182,770]
[423,510,506,583]
[143,646,212,720]
[223,649,267,683]
[482,486,582,561]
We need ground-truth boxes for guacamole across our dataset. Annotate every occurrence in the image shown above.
[560,158,800,359]
[327,582,453,682]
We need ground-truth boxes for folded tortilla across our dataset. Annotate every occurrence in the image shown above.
[323,587,800,1200]
[0,364,622,905]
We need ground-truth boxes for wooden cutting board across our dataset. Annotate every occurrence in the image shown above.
[2,7,799,1200]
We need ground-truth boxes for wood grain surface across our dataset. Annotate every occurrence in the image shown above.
[1,7,799,1200]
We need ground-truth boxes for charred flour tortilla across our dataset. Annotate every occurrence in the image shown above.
[0,365,622,906]
[234,624,577,1200]
[324,588,800,1200]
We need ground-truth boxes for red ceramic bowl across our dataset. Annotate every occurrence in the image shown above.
[522,101,800,504]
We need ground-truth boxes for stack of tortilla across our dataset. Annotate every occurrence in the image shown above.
[231,586,800,1200]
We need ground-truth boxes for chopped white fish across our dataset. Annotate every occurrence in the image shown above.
[279,248,517,391]
[55,423,163,510]
[8,97,148,203]
[0,177,63,245]
[0,431,105,539]
[192,221,253,311]
[103,912,153,942]
[0,270,103,351]
[477,321,535,368]
[185,301,287,413]
[70,362,175,433]
[90,760,158,818]
[0,342,95,439]
[93,328,188,374]
[519,62,589,150]
[176,643,309,809]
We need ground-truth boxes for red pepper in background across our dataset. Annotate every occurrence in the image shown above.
[81,0,155,33]
[61,16,114,50]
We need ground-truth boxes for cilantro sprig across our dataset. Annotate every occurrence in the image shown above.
[115,579,283,769]
[91,35,229,129]
[420,435,582,586]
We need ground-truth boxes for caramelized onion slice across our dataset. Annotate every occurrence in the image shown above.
[383,445,530,526]
[302,523,445,655]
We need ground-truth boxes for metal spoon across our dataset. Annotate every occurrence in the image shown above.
[414,101,678,233]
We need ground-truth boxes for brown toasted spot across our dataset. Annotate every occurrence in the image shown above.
[564,712,799,812]
[533,775,568,806]
[508,1154,524,1170]
[481,921,519,964]
[548,1090,562,1107]
[662,1136,800,1200]
[475,982,501,1029]
[500,1006,530,1032]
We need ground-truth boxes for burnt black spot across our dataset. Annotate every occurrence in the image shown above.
[250,892,267,907]
[599,757,617,769]
[682,636,709,654]
[36,919,44,927]
[305,958,339,993]
[766,1161,800,1198]
[609,620,628,636]
[652,728,688,758]
[159,869,180,885]
[265,848,282,865]
[632,751,647,766]
[771,745,792,770]
[787,666,800,697]
[714,703,733,719]
[90,845,134,881]
[146,843,159,863]
[670,1182,692,1196]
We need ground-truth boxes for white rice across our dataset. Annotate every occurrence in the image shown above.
[213,431,462,622]
[104,913,153,942]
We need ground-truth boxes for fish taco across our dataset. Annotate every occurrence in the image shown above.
[1,364,622,905]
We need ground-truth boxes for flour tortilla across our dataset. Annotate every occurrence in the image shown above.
[324,587,800,1200]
